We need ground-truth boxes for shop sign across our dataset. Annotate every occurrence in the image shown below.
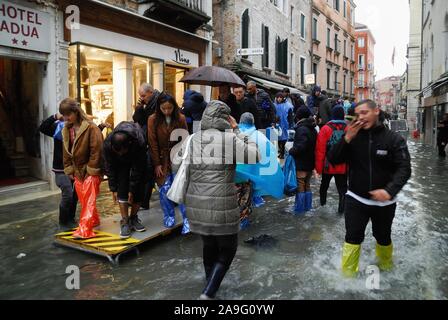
[0,1,51,53]
[305,74,315,85]
[173,48,191,66]
[236,47,264,56]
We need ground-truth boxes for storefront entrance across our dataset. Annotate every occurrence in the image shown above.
[0,57,41,186]
[165,65,188,107]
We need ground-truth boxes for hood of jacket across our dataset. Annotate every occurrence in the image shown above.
[184,89,205,103]
[105,121,146,150]
[311,85,321,95]
[200,100,232,131]
[296,117,316,130]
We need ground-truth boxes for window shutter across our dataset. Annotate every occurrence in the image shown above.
[242,9,249,49]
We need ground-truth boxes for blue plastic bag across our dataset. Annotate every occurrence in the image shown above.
[235,124,284,199]
[240,217,250,230]
[283,155,297,196]
[253,195,265,208]
[53,121,65,141]
[159,174,190,234]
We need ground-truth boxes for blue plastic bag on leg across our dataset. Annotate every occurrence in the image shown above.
[179,204,190,234]
[159,174,176,228]
[252,195,265,208]
[240,217,250,230]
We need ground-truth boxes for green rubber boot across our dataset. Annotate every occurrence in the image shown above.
[376,243,393,271]
[341,242,361,277]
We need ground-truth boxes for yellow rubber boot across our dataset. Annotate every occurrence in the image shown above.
[341,242,361,277]
[376,243,393,271]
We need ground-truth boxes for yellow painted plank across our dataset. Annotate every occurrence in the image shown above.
[91,241,139,247]
[55,230,77,236]
[59,236,113,241]
[102,246,129,252]
[77,236,123,242]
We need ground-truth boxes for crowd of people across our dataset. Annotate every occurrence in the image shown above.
[39,81,412,299]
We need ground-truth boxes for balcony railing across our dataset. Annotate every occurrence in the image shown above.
[139,0,210,32]
[173,0,205,14]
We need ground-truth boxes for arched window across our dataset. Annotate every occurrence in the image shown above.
[242,9,250,49]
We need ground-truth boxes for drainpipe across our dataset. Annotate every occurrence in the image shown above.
[310,0,314,89]
[420,0,424,135]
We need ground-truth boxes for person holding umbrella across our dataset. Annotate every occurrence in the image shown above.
[218,85,242,123]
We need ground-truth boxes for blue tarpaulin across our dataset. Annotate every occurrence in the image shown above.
[235,124,284,199]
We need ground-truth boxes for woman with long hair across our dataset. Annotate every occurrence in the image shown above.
[60,98,103,239]
[147,92,189,230]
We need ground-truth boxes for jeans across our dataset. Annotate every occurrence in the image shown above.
[54,172,77,224]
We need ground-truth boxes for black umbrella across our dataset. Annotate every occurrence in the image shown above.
[179,65,245,87]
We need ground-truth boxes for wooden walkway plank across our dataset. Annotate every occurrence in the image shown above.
[54,206,184,264]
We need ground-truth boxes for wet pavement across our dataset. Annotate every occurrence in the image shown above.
[0,139,447,300]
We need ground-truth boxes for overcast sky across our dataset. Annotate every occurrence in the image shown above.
[354,0,410,81]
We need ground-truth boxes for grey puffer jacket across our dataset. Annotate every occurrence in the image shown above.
[173,100,260,236]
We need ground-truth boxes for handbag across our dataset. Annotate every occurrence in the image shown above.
[167,134,194,204]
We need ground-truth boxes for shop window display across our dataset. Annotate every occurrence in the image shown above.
[69,44,163,130]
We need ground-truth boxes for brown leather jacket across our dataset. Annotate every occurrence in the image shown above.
[62,120,103,181]
[147,114,188,186]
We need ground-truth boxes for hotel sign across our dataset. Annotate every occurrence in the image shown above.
[0,1,51,53]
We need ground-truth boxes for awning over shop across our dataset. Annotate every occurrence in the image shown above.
[418,74,448,107]
[247,75,308,97]
[417,74,448,98]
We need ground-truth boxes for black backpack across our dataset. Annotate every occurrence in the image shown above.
[324,123,346,170]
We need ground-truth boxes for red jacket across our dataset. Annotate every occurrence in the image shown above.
[315,121,347,175]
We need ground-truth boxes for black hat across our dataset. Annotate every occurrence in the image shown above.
[331,106,345,121]
[296,106,311,120]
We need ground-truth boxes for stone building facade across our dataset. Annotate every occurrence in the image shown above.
[311,0,356,100]
[375,76,400,113]
[419,0,448,146]
[354,23,375,101]
[213,0,312,95]
[406,0,422,131]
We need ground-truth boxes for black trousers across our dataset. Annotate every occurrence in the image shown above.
[437,139,447,157]
[55,172,78,224]
[116,165,143,203]
[345,195,396,246]
[141,181,154,209]
[320,174,347,213]
[201,234,238,272]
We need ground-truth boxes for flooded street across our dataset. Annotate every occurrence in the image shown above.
[0,139,447,300]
